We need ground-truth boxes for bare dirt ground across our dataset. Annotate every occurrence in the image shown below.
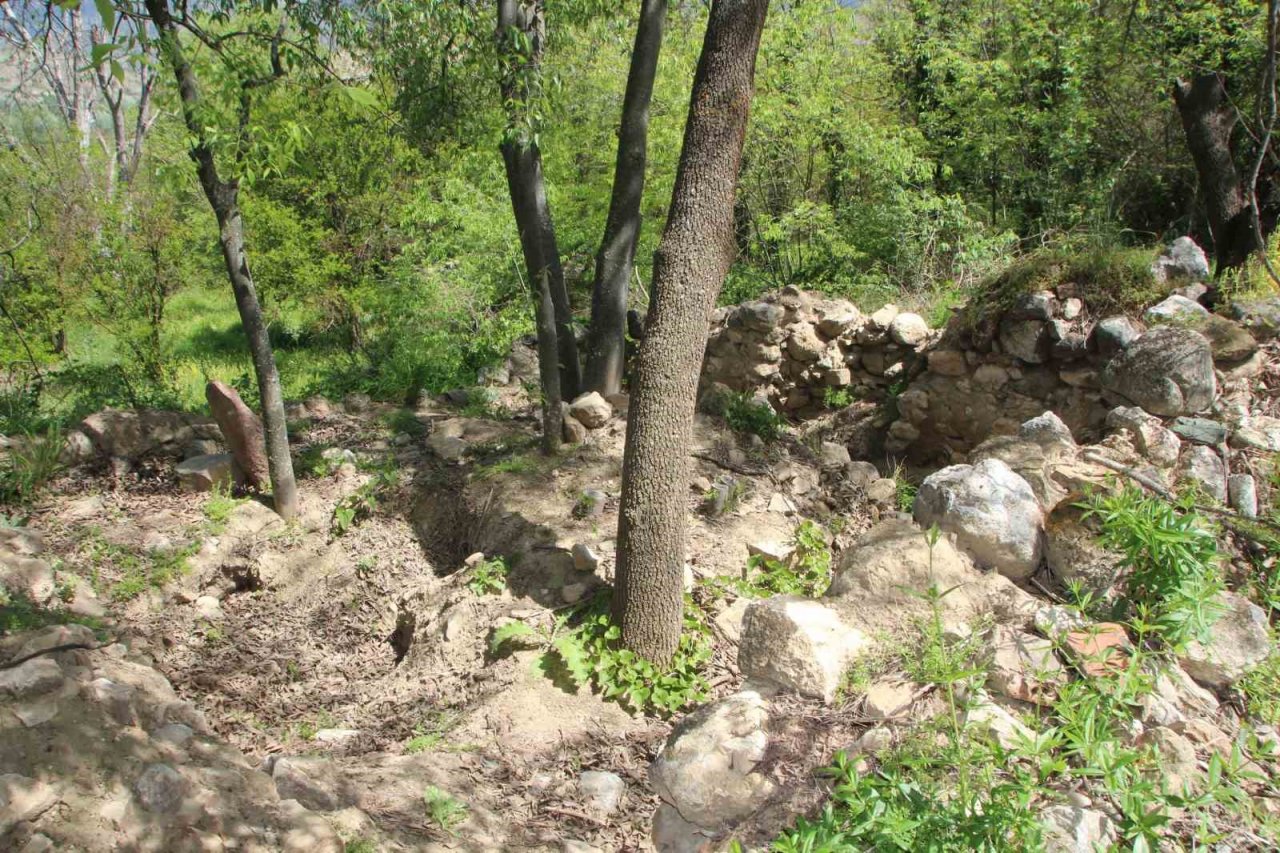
[20,396,888,850]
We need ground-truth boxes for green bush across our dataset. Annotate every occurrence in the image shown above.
[0,427,64,506]
[722,393,785,442]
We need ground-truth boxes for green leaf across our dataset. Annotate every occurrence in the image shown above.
[489,621,535,654]
[94,0,115,33]
[553,635,592,686]
[342,86,380,110]
[90,42,115,67]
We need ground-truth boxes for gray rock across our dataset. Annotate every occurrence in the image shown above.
[154,723,195,747]
[738,596,869,703]
[983,626,1063,705]
[1009,291,1057,320]
[1100,326,1216,416]
[59,429,95,466]
[0,527,43,556]
[273,757,338,812]
[734,301,784,332]
[1177,445,1226,502]
[713,598,750,646]
[0,658,64,699]
[1044,506,1123,596]
[1041,804,1118,853]
[562,415,588,444]
[1229,474,1259,518]
[1179,591,1271,688]
[651,803,715,853]
[889,312,929,347]
[206,381,270,492]
[1229,296,1280,341]
[650,690,773,828]
[1151,236,1211,284]
[568,392,612,429]
[846,461,880,489]
[1144,294,1209,324]
[914,458,1044,580]
[86,678,137,726]
[862,680,916,720]
[1061,298,1083,320]
[175,453,233,493]
[0,554,55,604]
[0,774,59,836]
[1106,406,1181,467]
[133,763,187,813]
[578,770,625,814]
[999,318,1049,364]
[866,477,898,505]
[1169,416,1228,446]
[786,323,826,362]
[1091,316,1140,356]
[819,442,851,470]
[576,489,608,518]
[963,695,1034,749]
[571,543,599,572]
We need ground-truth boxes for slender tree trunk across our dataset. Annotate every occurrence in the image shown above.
[496,0,581,402]
[583,0,668,396]
[143,0,298,519]
[613,0,769,665]
[1175,73,1261,273]
[502,141,564,451]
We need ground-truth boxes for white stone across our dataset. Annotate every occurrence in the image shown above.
[578,770,625,815]
[568,392,613,429]
[0,658,64,699]
[571,543,599,573]
[1179,591,1271,688]
[889,312,929,347]
[1041,805,1118,853]
[738,596,869,703]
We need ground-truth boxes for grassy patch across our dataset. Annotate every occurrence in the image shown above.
[0,589,105,637]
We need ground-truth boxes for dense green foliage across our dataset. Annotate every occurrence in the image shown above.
[2,0,1272,433]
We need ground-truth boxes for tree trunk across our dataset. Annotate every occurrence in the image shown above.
[582,0,668,397]
[1175,73,1261,273]
[143,0,298,519]
[496,0,581,402]
[613,0,769,665]
[502,140,564,452]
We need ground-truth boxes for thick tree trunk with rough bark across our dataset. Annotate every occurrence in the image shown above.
[497,0,581,404]
[613,0,769,665]
[1175,73,1261,273]
[583,0,668,397]
[143,0,298,520]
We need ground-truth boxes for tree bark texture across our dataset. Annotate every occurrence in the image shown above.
[613,0,769,665]
[583,0,668,397]
[143,0,298,519]
[1175,73,1261,273]
[497,0,581,403]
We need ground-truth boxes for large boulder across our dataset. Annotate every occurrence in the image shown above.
[567,392,612,429]
[175,453,233,493]
[78,408,220,461]
[1099,326,1216,416]
[1178,591,1271,688]
[650,690,773,830]
[737,596,869,703]
[1091,316,1140,357]
[913,458,1044,580]
[206,381,270,491]
[970,412,1079,511]
[826,519,1036,635]
[1150,236,1211,285]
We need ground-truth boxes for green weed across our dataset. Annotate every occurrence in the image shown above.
[422,786,468,834]
[466,557,509,596]
[718,392,785,441]
[203,483,245,534]
[0,426,64,506]
[723,519,833,598]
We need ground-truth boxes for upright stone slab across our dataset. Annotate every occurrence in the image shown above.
[205,381,270,492]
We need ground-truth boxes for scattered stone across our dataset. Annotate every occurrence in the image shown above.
[819,441,851,470]
[1062,298,1083,320]
[0,774,59,835]
[175,453,233,493]
[1040,804,1118,853]
[563,416,588,444]
[1064,623,1130,677]
[154,723,195,747]
[273,758,338,812]
[713,598,750,646]
[846,461,880,489]
[194,595,224,621]
[651,802,715,853]
[855,726,894,754]
[999,318,1049,363]
[1091,316,1140,356]
[889,312,929,347]
[1177,445,1226,502]
[0,554,55,604]
[650,690,773,829]
[1170,416,1228,446]
[1106,406,1181,467]
[747,539,793,564]
[312,728,361,744]
[1230,296,1280,340]
[279,799,345,853]
[576,489,608,518]
[1229,474,1259,518]
[1138,728,1199,793]
[862,680,916,720]
[1144,294,1208,324]
[568,392,612,429]
[0,658,64,699]
[427,432,468,461]
[982,626,1064,705]
[578,770,625,815]
[914,458,1044,580]
[866,478,899,506]
[963,695,1034,750]
[86,678,137,726]
[1100,326,1216,416]
[1197,314,1258,364]
[134,763,187,813]
[1044,505,1123,596]
[206,381,270,491]
[1179,591,1271,688]
[0,527,43,556]
[571,543,599,572]
[738,596,868,703]
[1034,605,1087,642]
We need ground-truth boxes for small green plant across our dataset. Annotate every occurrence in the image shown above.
[203,483,245,533]
[332,470,398,536]
[344,841,377,853]
[0,587,105,637]
[725,519,833,598]
[459,387,505,419]
[383,408,427,437]
[492,593,713,717]
[0,426,65,506]
[1082,488,1224,649]
[106,540,198,601]
[702,477,747,516]
[404,710,463,754]
[1240,649,1280,725]
[422,786,468,834]
[822,386,854,410]
[722,392,784,441]
[297,444,347,478]
[889,461,917,512]
[466,556,509,595]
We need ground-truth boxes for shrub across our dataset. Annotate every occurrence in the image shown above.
[721,392,785,442]
[0,426,64,506]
